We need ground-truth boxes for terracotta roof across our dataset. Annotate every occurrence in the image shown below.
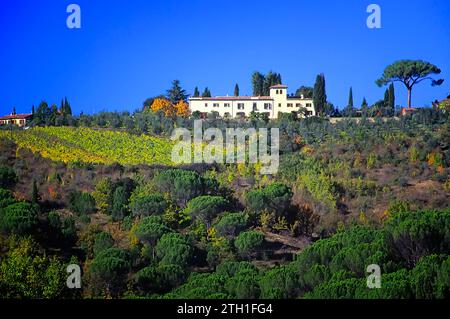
[401,108,419,116]
[0,113,33,120]
[269,84,288,89]
[189,96,273,101]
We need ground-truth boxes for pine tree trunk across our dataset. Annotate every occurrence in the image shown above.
[407,88,412,108]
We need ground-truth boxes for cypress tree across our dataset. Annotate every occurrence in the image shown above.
[313,74,327,116]
[31,179,39,204]
[251,72,265,96]
[193,87,200,98]
[348,87,354,108]
[234,83,239,97]
[276,73,282,85]
[388,83,395,113]
[36,101,50,125]
[50,104,58,125]
[202,87,211,97]
[384,88,390,107]
[361,97,368,116]
[64,97,72,115]
[361,97,368,108]
[263,71,279,95]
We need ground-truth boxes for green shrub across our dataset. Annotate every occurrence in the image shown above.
[409,254,444,299]
[156,233,193,268]
[154,169,206,205]
[166,272,229,299]
[214,212,248,238]
[305,277,364,299]
[205,241,234,268]
[0,202,38,234]
[215,261,257,277]
[225,269,261,298]
[134,216,171,247]
[0,236,71,298]
[0,166,18,188]
[129,193,167,217]
[68,191,96,215]
[245,183,292,217]
[134,264,186,295]
[48,211,76,242]
[234,230,264,258]
[385,208,450,267]
[111,186,130,221]
[259,266,298,298]
[88,248,130,297]
[0,188,16,208]
[93,231,115,256]
[186,195,229,228]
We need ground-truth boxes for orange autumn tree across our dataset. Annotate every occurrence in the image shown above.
[150,98,176,118]
[174,100,191,118]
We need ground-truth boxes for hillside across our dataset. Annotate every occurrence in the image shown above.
[0,112,449,300]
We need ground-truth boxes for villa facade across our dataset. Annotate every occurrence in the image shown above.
[0,113,33,127]
[189,84,315,119]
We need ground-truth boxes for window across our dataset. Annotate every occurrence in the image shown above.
[296,103,302,108]
[253,103,258,111]
[287,103,293,108]
[276,89,279,94]
[306,103,312,108]
[264,103,272,110]
[213,103,219,108]
[205,103,208,107]
[278,103,281,107]
[224,103,230,108]
[237,103,245,110]
[279,90,283,94]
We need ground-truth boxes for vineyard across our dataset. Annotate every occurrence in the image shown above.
[0,127,175,166]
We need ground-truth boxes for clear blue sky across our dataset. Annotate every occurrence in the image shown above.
[1,0,449,115]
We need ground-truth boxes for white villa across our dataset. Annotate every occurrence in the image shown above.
[189,84,315,119]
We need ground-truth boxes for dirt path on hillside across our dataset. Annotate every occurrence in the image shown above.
[263,231,311,250]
